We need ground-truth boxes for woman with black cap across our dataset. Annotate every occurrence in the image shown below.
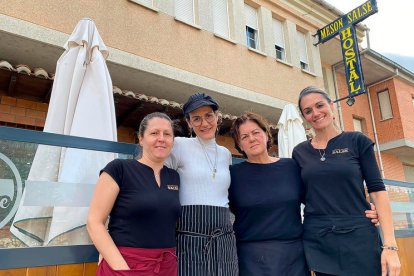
[166,93,238,276]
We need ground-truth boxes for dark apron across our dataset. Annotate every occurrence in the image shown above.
[303,215,381,276]
[176,205,238,276]
[237,238,310,276]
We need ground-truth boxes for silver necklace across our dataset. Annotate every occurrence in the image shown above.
[318,149,326,161]
[314,137,326,162]
[197,137,218,179]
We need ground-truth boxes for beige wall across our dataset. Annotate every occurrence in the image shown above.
[0,0,324,104]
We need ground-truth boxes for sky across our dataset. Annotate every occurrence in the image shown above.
[323,0,414,72]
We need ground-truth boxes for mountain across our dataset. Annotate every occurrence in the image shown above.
[381,53,414,74]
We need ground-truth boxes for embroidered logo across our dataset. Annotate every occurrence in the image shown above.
[332,148,349,154]
[167,185,179,191]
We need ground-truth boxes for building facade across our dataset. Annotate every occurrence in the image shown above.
[1,0,413,274]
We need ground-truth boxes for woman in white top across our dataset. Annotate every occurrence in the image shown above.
[166,93,238,276]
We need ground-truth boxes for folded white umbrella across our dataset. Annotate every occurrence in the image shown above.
[11,18,117,246]
[277,104,307,158]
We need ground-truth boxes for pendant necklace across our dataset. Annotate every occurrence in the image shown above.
[318,149,326,162]
[314,137,326,162]
[197,137,218,179]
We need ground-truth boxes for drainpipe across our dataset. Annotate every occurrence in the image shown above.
[366,86,385,178]
[365,68,400,178]
[365,27,371,50]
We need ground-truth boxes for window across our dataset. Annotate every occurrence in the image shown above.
[244,4,259,49]
[403,164,414,182]
[175,0,195,24]
[378,90,393,120]
[353,117,364,133]
[212,0,230,38]
[273,18,285,61]
[246,26,257,49]
[296,31,309,70]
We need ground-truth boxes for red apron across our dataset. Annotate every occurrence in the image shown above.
[96,247,177,276]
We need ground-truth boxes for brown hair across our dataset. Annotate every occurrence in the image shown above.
[298,86,332,115]
[137,112,174,158]
[138,112,173,138]
[230,112,273,158]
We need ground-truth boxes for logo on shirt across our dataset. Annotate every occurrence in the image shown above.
[167,185,179,191]
[332,148,349,154]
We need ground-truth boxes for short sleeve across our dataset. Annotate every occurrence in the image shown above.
[227,149,232,165]
[165,137,183,170]
[100,159,124,188]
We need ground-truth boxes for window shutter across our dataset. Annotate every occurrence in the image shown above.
[213,0,229,37]
[403,165,414,182]
[296,31,308,64]
[244,4,258,30]
[378,90,393,119]
[175,0,194,23]
[139,0,152,6]
[273,19,285,48]
[353,118,363,132]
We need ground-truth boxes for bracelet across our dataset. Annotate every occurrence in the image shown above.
[381,245,399,251]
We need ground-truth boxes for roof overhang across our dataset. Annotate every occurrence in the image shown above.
[379,139,414,160]
[0,15,288,127]
[332,49,414,86]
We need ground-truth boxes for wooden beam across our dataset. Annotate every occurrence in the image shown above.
[7,73,17,96]
[44,83,53,102]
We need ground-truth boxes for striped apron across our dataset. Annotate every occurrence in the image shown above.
[177,205,238,276]
[96,247,177,276]
[303,215,382,275]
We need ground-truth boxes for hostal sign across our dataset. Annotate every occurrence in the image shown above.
[315,0,378,104]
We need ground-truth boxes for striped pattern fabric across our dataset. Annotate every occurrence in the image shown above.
[177,205,238,276]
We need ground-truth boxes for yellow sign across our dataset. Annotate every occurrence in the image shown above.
[316,0,377,44]
[340,27,364,94]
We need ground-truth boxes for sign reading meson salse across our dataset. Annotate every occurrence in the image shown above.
[315,0,378,99]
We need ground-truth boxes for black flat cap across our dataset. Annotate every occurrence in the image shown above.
[183,93,219,115]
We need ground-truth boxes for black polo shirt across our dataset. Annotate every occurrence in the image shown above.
[292,131,385,216]
[101,159,181,248]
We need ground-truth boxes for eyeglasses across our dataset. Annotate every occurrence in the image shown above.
[189,112,216,127]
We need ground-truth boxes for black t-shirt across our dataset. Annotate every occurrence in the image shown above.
[101,159,181,248]
[229,158,304,242]
[292,131,385,216]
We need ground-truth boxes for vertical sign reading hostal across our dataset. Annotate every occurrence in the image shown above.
[315,0,378,104]
[340,27,364,96]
